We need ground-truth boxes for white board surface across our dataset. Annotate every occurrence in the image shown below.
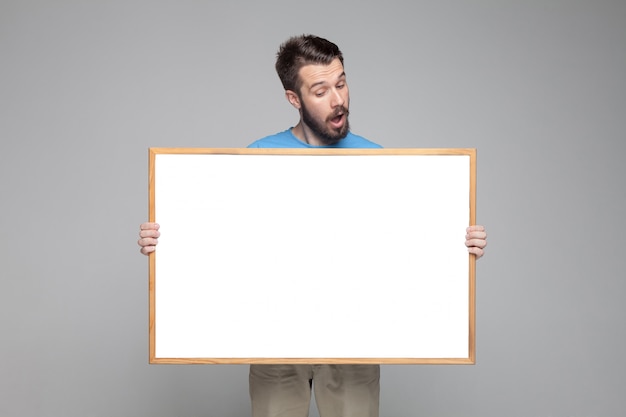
[149,148,476,364]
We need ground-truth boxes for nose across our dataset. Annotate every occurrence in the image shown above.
[331,88,345,108]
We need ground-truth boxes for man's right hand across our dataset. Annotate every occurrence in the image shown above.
[138,222,160,255]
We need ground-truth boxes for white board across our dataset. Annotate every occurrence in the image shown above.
[149,148,476,364]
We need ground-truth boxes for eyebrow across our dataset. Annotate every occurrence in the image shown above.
[309,72,346,90]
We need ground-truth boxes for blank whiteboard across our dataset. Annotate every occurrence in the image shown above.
[148,148,476,364]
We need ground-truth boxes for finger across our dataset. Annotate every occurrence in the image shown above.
[465,238,487,249]
[138,236,158,246]
[466,225,485,233]
[139,229,160,239]
[139,222,160,232]
[468,246,484,259]
[466,231,487,241]
[140,245,156,255]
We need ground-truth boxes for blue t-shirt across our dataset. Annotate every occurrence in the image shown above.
[247,129,382,149]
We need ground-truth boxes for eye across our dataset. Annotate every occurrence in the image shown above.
[315,90,327,97]
[337,83,345,89]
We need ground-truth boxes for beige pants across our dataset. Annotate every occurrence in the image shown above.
[249,364,380,417]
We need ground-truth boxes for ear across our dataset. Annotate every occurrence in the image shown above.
[285,90,301,110]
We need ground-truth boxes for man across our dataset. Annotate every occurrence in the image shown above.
[138,34,488,417]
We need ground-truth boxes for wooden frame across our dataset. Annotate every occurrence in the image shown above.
[149,148,476,364]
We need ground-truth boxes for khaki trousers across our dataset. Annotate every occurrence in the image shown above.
[249,364,380,417]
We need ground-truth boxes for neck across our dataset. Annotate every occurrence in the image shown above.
[291,120,336,146]
[291,122,326,147]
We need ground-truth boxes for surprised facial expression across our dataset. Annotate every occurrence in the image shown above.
[295,58,351,145]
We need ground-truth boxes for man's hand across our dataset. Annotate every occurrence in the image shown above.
[138,222,160,255]
[465,225,487,259]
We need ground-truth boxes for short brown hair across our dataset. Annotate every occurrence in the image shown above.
[275,34,344,93]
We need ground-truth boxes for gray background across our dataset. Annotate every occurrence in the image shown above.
[1,0,624,416]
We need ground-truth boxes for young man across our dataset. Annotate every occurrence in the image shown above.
[138,35,488,417]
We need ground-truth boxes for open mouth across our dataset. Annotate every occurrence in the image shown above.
[329,112,345,127]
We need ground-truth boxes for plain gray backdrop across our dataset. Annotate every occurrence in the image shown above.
[1,1,625,416]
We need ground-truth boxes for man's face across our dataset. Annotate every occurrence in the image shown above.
[296,58,350,145]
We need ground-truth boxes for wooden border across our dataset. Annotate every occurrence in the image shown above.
[149,148,476,364]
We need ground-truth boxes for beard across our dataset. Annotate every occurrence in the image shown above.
[301,102,350,146]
